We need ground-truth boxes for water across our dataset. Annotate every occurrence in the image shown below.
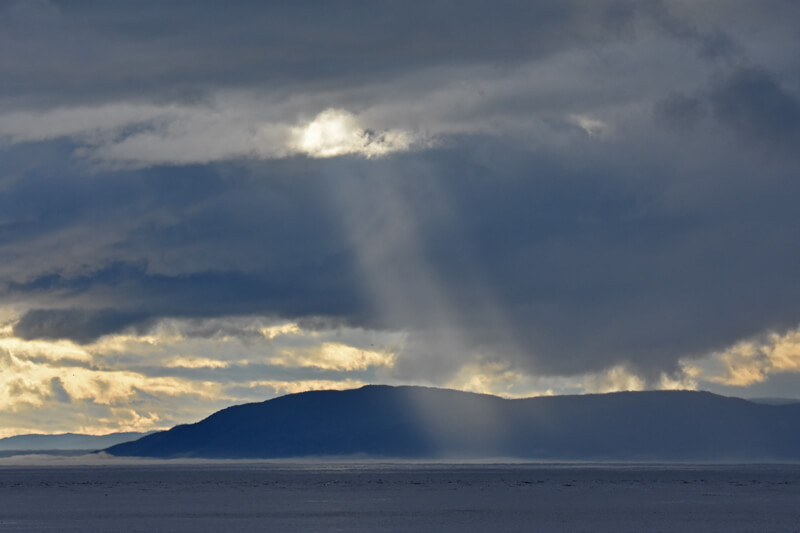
[1,461,798,532]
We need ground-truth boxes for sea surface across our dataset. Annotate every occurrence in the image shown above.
[0,459,799,532]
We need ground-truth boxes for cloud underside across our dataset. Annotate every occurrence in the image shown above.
[1,1,800,433]
[4,313,799,437]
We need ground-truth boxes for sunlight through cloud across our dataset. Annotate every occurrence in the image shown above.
[290,109,414,158]
[694,327,800,387]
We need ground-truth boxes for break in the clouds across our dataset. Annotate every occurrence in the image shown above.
[1,0,800,435]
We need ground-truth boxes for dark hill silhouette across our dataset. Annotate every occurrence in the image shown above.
[105,386,800,460]
[0,431,153,452]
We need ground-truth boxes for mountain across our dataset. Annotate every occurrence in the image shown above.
[748,398,800,406]
[105,385,800,461]
[0,432,154,452]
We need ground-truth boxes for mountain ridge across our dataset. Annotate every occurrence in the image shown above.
[0,431,155,452]
[106,385,800,461]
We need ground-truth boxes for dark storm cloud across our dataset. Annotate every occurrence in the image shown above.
[6,131,800,381]
[656,65,800,155]
[2,0,800,386]
[10,262,365,343]
[639,0,741,62]
[709,66,800,151]
[3,157,370,343]
[13,308,152,344]
[0,0,645,107]
[654,92,706,128]
[343,141,800,378]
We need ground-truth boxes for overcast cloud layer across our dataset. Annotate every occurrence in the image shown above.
[2,0,800,435]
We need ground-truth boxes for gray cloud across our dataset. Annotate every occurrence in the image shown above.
[654,92,706,128]
[655,64,800,156]
[2,0,800,393]
[6,0,795,111]
[0,1,640,106]
[49,377,72,404]
[709,66,800,151]
[14,308,153,344]
[6,132,800,383]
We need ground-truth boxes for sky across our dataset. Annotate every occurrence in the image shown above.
[1,0,800,437]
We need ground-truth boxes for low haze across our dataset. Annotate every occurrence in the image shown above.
[1,1,800,437]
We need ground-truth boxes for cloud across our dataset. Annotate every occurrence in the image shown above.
[49,376,71,404]
[654,92,706,128]
[0,1,649,104]
[5,2,788,170]
[165,357,232,370]
[261,323,302,340]
[692,327,800,387]
[268,342,397,372]
[1,0,800,435]
[444,360,698,399]
[242,379,367,397]
[0,99,412,167]
[654,65,800,155]
[13,309,152,344]
[0,335,91,365]
[709,66,800,152]
[0,315,397,435]
[290,109,416,159]
[568,114,610,136]
[0,342,222,419]
[1,6,793,171]
[6,120,800,382]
